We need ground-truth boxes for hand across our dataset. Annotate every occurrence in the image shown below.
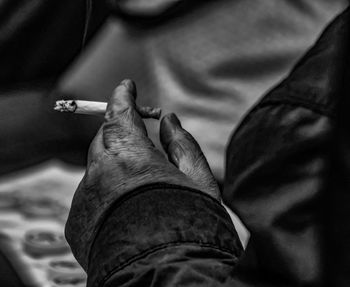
[66,79,220,269]
[85,79,220,201]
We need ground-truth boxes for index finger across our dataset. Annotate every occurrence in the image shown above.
[104,79,137,122]
[103,80,148,149]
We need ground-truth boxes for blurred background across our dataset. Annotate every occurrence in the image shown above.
[0,0,348,286]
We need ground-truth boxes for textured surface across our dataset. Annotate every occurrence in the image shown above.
[0,161,85,287]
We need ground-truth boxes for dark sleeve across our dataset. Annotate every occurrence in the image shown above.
[222,7,349,287]
[71,184,243,287]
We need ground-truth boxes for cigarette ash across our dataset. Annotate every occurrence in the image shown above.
[54,100,77,113]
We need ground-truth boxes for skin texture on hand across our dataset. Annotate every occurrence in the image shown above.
[160,113,221,200]
[65,79,220,269]
[84,79,220,198]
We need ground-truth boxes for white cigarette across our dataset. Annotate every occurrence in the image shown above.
[54,100,161,119]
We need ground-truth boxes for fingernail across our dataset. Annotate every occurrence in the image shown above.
[167,113,182,128]
[120,79,134,91]
[162,114,181,137]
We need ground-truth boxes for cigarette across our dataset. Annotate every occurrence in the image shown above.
[54,100,161,119]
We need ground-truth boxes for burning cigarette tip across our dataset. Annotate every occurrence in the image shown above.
[54,100,77,112]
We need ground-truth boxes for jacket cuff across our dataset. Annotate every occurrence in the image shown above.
[86,183,243,287]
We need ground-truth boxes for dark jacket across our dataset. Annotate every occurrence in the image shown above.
[66,6,350,287]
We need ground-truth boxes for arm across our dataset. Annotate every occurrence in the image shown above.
[65,79,243,287]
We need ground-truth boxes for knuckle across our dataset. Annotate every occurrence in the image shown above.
[105,106,131,122]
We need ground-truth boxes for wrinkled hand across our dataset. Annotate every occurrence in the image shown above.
[66,79,220,269]
[84,79,220,201]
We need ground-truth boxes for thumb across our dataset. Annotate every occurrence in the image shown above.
[160,113,220,201]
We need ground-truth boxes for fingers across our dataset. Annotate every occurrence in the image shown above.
[106,79,162,120]
[160,113,221,200]
[137,106,162,119]
[103,79,148,149]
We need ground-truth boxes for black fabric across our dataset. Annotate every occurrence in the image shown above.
[223,7,349,286]
[0,0,108,85]
[329,11,350,286]
[0,250,25,287]
[88,184,243,287]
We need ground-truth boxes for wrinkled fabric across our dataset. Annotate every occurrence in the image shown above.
[330,21,350,285]
[66,6,350,287]
[223,7,349,286]
[87,184,243,287]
